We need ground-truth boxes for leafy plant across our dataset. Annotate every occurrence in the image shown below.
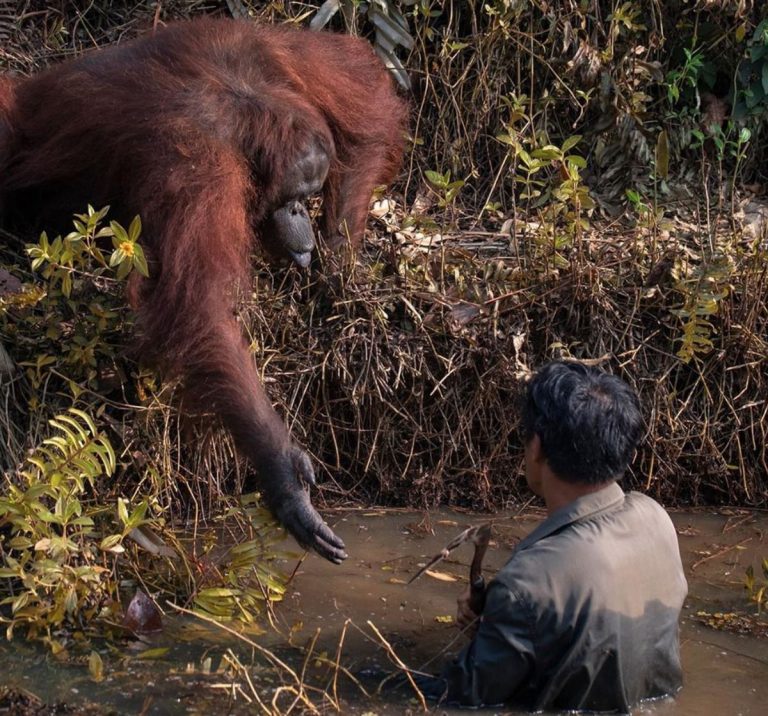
[0,408,122,642]
[665,45,707,105]
[424,169,465,210]
[500,132,592,210]
[1,206,144,394]
[498,128,594,271]
[1,207,291,643]
[744,559,768,614]
[626,189,664,231]
[692,123,752,168]
[672,253,734,364]
[192,499,292,623]
[27,205,147,297]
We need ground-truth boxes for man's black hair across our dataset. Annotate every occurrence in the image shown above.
[522,361,643,485]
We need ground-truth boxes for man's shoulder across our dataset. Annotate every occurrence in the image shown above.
[492,535,572,599]
[492,490,680,597]
[623,490,677,529]
[624,489,668,509]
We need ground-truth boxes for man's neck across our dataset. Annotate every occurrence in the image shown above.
[541,472,616,515]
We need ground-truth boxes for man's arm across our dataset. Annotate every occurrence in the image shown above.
[442,580,536,707]
[456,584,480,632]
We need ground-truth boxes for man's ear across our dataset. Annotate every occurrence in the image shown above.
[529,433,546,464]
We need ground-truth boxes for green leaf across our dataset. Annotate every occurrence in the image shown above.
[530,147,561,160]
[99,534,123,552]
[116,260,132,281]
[567,155,587,169]
[95,444,116,477]
[53,414,88,441]
[424,170,448,188]
[110,221,129,245]
[126,501,149,530]
[128,215,142,242]
[61,273,72,298]
[739,127,752,145]
[117,498,129,526]
[561,135,582,153]
[135,647,170,660]
[68,408,96,435]
[132,245,149,278]
[516,147,533,167]
[70,516,94,528]
[197,587,237,598]
[48,419,80,447]
[109,249,126,268]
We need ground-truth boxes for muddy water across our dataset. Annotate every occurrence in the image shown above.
[0,507,766,714]
[279,507,768,715]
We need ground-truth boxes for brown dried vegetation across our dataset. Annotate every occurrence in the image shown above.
[0,1,766,547]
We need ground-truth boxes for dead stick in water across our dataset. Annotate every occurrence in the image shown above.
[367,620,428,712]
[332,618,350,707]
[691,537,752,571]
[168,602,322,715]
[722,513,754,534]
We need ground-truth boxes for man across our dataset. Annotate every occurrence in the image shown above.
[436,361,688,712]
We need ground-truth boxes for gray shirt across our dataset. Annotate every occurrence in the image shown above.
[443,483,688,712]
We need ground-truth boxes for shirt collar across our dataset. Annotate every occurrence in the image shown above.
[514,482,626,554]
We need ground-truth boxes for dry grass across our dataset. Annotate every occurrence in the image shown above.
[237,208,767,509]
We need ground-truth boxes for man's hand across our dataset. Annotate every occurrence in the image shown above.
[456,585,480,633]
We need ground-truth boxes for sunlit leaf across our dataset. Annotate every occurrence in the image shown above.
[425,569,458,582]
[88,651,104,682]
[135,647,170,660]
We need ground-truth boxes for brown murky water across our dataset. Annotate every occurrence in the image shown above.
[279,507,768,715]
[0,507,766,714]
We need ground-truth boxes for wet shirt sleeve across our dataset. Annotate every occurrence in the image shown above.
[441,579,536,707]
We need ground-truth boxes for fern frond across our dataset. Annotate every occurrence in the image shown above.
[22,408,115,490]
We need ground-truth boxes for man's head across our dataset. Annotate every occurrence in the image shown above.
[521,361,643,494]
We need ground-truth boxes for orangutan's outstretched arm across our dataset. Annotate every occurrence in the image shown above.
[131,147,346,563]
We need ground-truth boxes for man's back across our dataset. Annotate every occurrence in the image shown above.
[444,483,688,712]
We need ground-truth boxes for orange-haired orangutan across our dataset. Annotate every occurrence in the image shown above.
[0,18,407,563]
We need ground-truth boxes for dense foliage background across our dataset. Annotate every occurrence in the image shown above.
[0,0,767,635]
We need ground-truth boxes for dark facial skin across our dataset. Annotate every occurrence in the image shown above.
[281,137,331,201]
[264,200,315,267]
[266,138,330,267]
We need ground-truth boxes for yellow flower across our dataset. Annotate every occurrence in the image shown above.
[119,241,135,257]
